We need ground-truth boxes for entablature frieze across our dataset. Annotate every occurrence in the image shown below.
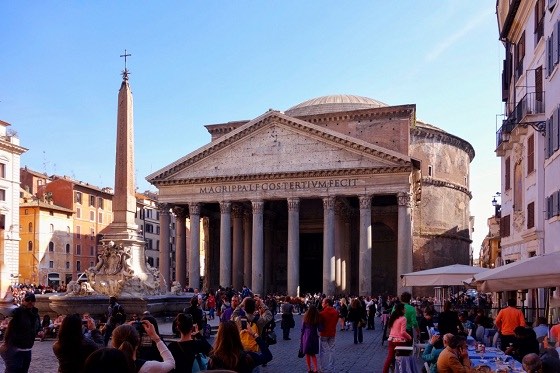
[157,173,411,205]
[155,166,412,187]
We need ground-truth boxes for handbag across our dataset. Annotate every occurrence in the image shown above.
[358,319,366,328]
[298,347,305,358]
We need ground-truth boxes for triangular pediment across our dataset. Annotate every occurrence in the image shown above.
[147,111,411,184]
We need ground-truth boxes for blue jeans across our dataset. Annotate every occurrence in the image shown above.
[319,336,336,373]
[352,321,363,343]
[1,347,32,373]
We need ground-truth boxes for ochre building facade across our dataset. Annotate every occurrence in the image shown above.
[148,95,474,297]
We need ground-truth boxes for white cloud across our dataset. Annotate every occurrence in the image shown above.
[425,9,493,62]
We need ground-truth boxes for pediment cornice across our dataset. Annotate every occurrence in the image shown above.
[148,110,411,183]
[154,165,411,186]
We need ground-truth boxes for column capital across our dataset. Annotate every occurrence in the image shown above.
[322,196,336,210]
[172,206,187,218]
[219,201,231,214]
[358,195,372,209]
[252,200,264,214]
[397,192,412,207]
[243,210,252,223]
[188,202,201,215]
[156,203,171,214]
[232,203,244,219]
[287,197,300,212]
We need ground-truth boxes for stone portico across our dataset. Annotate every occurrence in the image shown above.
[148,95,473,297]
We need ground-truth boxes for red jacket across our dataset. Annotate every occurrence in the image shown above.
[319,306,339,337]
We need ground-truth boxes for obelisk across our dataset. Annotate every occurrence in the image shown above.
[86,53,163,297]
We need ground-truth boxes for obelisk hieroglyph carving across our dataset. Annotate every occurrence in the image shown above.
[86,53,163,297]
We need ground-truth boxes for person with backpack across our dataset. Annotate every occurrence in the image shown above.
[232,296,273,341]
[111,320,175,373]
[167,313,211,373]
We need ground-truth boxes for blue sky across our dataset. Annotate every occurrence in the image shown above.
[1,1,502,257]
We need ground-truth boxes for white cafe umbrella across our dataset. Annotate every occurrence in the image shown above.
[474,251,560,292]
[400,264,488,287]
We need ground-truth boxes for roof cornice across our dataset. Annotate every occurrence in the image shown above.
[152,166,412,187]
[412,126,475,161]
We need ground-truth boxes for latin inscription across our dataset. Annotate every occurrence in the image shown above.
[199,178,359,194]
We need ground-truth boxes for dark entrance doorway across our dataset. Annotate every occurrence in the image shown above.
[299,233,323,294]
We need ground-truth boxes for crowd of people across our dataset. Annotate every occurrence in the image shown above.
[377,291,560,373]
[2,285,560,372]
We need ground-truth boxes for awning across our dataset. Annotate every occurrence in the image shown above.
[473,251,560,292]
[400,264,488,287]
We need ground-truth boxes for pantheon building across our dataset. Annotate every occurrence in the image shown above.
[148,95,474,297]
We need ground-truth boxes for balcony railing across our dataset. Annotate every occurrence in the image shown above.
[514,91,545,119]
[496,118,516,148]
[496,91,545,149]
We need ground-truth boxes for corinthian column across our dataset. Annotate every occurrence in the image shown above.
[397,192,413,295]
[243,211,252,288]
[287,197,300,297]
[359,195,372,296]
[173,206,187,288]
[188,202,201,290]
[232,204,244,290]
[157,203,171,291]
[323,197,335,296]
[219,201,232,287]
[252,200,264,295]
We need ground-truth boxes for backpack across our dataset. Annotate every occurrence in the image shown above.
[191,352,209,373]
[202,323,212,339]
[113,304,126,324]
[261,318,277,346]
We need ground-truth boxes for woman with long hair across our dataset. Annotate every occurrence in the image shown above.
[167,313,212,372]
[207,320,272,372]
[346,298,366,344]
[300,305,321,373]
[111,320,175,373]
[382,303,412,373]
[52,313,100,373]
[338,298,348,331]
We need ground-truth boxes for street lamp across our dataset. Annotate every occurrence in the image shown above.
[492,192,501,216]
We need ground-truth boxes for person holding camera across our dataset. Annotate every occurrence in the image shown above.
[111,319,175,373]
[167,313,212,372]
[82,313,104,347]
[421,333,447,373]
[53,313,101,373]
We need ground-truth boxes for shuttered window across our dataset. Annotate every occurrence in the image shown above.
[501,214,511,237]
[515,32,525,78]
[505,157,511,190]
[528,134,535,174]
[527,202,535,229]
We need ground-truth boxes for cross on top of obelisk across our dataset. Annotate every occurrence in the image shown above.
[120,49,131,80]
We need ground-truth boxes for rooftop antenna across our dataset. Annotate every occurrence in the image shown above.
[120,49,131,80]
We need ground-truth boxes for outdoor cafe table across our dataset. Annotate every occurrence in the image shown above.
[468,346,525,372]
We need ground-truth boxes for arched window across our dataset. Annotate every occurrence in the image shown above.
[28,222,32,232]
[49,242,54,252]
[28,241,33,251]
[65,244,70,254]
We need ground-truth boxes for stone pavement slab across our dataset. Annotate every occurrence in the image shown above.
[1,315,423,373]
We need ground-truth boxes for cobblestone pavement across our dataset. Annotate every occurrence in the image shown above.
[1,315,423,373]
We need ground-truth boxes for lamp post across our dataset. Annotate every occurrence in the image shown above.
[492,192,501,217]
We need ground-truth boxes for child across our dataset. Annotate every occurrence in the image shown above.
[300,305,321,373]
